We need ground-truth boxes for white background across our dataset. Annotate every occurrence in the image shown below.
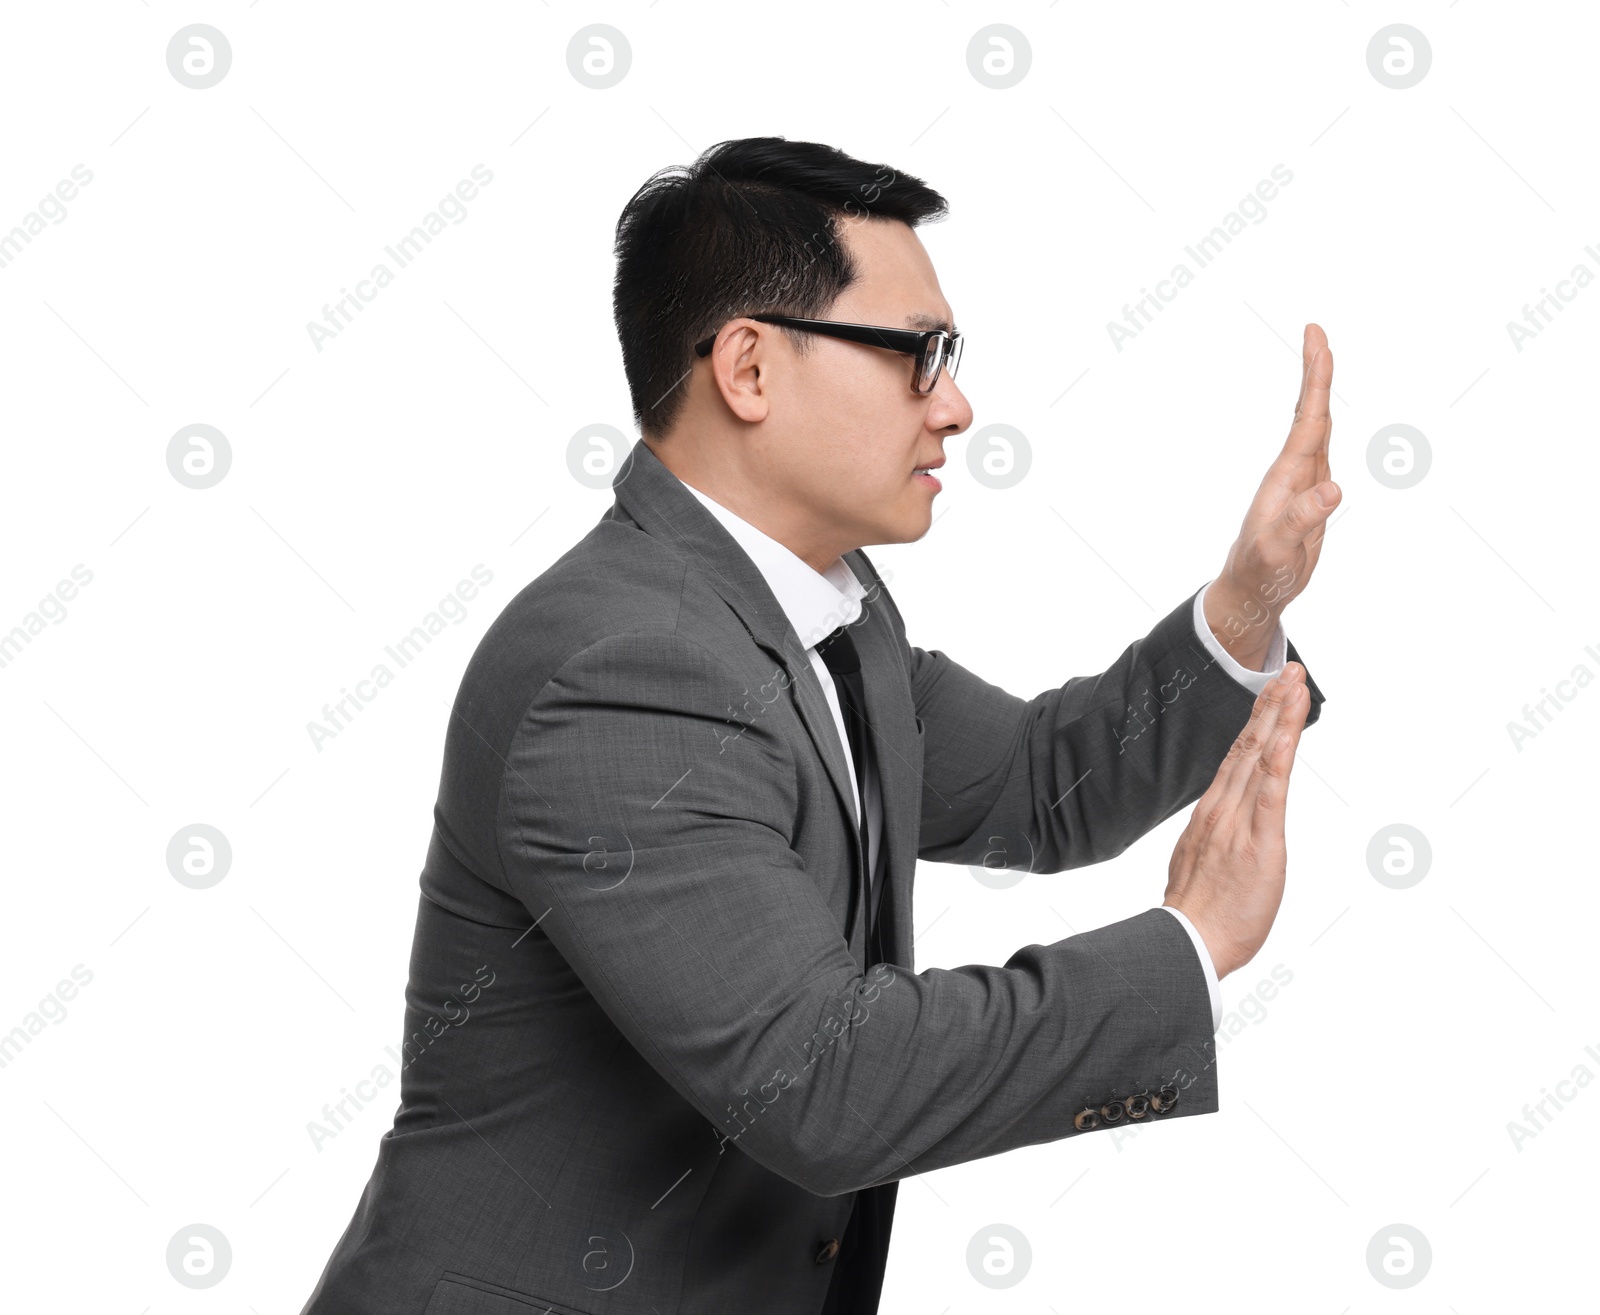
[2,2,1595,1310]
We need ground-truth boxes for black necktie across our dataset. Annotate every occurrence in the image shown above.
[815,623,887,960]
[815,623,900,1315]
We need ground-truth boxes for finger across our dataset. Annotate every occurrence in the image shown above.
[1195,662,1303,820]
[1241,365,1336,532]
[1237,326,1335,535]
[1294,324,1332,424]
[1293,327,1312,414]
[1248,679,1311,844]
[1265,481,1341,551]
[1224,675,1302,803]
[1216,666,1305,806]
[1232,680,1306,826]
[1286,326,1333,462]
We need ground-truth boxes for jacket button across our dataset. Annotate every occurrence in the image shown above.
[1151,1085,1181,1114]
[815,1238,841,1264]
[1072,1107,1101,1132]
[1124,1092,1151,1120]
[1098,1099,1126,1124]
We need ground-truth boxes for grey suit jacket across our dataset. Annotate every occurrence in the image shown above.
[300,436,1325,1315]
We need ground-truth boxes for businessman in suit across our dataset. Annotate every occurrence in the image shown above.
[301,137,1336,1315]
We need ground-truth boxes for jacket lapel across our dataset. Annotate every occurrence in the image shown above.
[607,439,865,888]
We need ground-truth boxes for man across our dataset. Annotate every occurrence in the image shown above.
[301,137,1336,1315]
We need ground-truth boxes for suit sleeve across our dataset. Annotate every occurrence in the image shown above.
[909,584,1324,872]
[496,631,1224,1198]
[1160,904,1222,1032]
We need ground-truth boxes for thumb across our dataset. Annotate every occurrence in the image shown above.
[1270,481,1340,545]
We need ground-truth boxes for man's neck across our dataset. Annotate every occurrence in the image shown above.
[647,436,845,575]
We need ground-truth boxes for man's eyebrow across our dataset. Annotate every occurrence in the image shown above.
[905,311,955,333]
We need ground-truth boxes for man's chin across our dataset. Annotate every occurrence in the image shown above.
[854,508,934,551]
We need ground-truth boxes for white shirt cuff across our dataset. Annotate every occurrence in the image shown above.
[1159,904,1222,1033]
[1193,578,1288,695]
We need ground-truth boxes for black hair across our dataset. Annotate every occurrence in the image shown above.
[611,136,949,437]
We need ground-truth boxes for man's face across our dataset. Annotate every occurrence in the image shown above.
[746,217,973,558]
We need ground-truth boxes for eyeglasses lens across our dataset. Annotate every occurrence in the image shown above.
[917,335,962,393]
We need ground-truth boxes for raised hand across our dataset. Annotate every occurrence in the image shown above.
[1204,324,1338,669]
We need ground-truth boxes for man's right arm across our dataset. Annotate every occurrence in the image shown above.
[494,631,1218,1199]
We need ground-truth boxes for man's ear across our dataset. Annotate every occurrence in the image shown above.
[707,322,771,424]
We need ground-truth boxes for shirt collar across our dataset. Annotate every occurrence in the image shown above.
[679,479,866,652]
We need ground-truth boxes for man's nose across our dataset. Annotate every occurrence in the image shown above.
[929,374,973,433]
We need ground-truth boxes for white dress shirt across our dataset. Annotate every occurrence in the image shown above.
[680,479,1286,1034]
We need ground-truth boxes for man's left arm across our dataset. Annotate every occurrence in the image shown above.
[905,323,1338,881]
[902,585,1323,877]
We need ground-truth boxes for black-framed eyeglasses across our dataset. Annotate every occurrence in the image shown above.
[693,312,964,395]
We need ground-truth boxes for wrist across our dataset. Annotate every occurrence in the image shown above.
[1203,579,1279,671]
[1163,900,1237,979]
